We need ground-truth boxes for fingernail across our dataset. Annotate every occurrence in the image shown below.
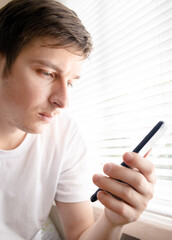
[125,152,133,162]
[103,163,112,174]
[98,191,105,200]
[93,174,102,183]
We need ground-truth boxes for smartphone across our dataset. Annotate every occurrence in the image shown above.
[90,121,166,202]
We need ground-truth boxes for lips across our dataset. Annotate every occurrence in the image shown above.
[40,112,53,118]
[38,112,54,123]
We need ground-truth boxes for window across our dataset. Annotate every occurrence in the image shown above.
[62,0,172,218]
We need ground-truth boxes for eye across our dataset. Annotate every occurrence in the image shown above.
[37,69,55,80]
[43,72,54,78]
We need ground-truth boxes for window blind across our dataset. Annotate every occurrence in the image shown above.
[62,0,172,218]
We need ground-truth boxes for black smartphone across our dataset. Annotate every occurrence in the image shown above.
[90,121,166,202]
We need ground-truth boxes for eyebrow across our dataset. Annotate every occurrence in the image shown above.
[30,59,80,79]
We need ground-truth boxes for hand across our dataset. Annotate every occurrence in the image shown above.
[92,152,156,226]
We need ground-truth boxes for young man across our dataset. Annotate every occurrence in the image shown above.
[0,0,156,239]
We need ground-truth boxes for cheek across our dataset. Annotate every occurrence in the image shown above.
[8,78,49,107]
[16,87,49,109]
[2,65,52,110]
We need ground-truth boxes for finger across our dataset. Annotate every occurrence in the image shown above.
[123,152,156,183]
[97,191,138,223]
[93,174,148,209]
[103,163,153,196]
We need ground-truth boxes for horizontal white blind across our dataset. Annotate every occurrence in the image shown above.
[63,0,172,217]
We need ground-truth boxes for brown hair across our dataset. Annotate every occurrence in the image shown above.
[0,0,92,75]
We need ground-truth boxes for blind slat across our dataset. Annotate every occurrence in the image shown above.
[65,0,172,217]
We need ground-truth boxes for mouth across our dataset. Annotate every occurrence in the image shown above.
[38,112,55,123]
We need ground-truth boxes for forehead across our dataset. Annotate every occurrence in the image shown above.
[23,37,84,59]
[16,38,84,74]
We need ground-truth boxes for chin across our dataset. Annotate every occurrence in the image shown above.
[20,122,49,134]
[30,125,49,134]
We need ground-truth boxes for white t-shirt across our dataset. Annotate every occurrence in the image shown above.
[0,113,90,240]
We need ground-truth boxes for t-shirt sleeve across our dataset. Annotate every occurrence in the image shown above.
[55,119,92,203]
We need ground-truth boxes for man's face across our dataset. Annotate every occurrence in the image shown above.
[0,39,83,133]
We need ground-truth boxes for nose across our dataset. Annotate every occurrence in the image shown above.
[49,79,69,109]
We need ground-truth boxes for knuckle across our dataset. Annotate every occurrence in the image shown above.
[118,202,127,216]
[134,176,145,190]
[121,186,133,200]
[128,208,141,223]
[131,211,140,222]
[141,199,148,210]
[150,171,156,184]
[143,184,154,201]
[148,187,154,200]
[146,160,155,175]
[119,205,139,223]
[128,215,136,223]
[149,161,155,171]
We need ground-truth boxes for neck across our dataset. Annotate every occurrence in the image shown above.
[0,123,27,151]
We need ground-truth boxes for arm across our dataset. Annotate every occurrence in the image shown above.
[55,200,95,240]
[56,200,123,240]
[56,152,156,240]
